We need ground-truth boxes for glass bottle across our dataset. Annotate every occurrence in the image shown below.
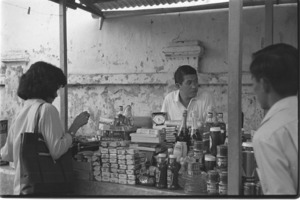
[167,155,179,189]
[155,153,168,188]
[176,110,191,150]
[123,105,133,126]
[203,112,214,134]
[216,113,226,144]
[190,111,202,146]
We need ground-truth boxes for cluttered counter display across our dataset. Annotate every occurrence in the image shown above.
[71,108,229,196]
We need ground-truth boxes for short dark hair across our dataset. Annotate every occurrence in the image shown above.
[174,65,197,84]
[250,43,298,97]
[17,61,67,101]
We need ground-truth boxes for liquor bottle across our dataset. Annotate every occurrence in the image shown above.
[216,113,226,144]
[176,110,190,148]
[190,111,202,145]
[156,153,168,188]
[167,155,179,189]
[203,112,214,134]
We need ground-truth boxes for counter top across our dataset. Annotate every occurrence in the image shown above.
[0,165,206,196]
[73,180,188,196]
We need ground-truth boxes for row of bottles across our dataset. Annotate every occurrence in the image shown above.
[155,153,180,189]
[175,110,227,158]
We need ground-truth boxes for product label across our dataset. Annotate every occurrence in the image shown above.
[167,170,174,186]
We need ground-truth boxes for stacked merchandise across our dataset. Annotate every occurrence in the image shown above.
[205,144,228,195]
[97,141,145,185]
[130,128,166,143]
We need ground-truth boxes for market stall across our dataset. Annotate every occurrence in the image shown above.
[0,0,297,197]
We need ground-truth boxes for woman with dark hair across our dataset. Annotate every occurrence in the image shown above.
[0,61,90,195]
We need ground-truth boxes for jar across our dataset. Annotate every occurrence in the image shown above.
[210,127,222,156]
[242,142,256,182]
[205,154,216,171]
[155,153,167,188]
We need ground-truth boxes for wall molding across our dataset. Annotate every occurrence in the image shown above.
[1,50,30,63]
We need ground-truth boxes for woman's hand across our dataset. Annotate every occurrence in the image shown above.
[68,111,90,134]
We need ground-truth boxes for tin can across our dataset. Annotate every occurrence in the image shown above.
[218,183,227,195]
[207,170,219,183]
[243,182,256,195]
[207,182,218,195]
[256,181,263,195]
[219,171,227,185]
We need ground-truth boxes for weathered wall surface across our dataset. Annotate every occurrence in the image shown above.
[1,0,297,135]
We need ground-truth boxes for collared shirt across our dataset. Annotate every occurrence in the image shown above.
[0,99,72,195]
[161,90,215,122]
[253,96,298,195]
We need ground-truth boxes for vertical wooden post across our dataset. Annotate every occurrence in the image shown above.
[264,0,273,47]
[228,0,243,195]
[59,0,68,132]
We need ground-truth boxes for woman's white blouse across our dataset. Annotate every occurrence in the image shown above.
[0,99,72,195]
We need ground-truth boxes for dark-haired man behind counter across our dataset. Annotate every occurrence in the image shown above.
[161,65,216,123]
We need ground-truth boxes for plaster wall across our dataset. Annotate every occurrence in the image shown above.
[0,0,297,135]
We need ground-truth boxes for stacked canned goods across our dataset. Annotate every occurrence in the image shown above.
[206,170,219,195]
[218,171,227,195]
[241,142,261,195]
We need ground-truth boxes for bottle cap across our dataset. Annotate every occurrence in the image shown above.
[158,153,167,158]
[205,154,216,161]
[210,127,221,132]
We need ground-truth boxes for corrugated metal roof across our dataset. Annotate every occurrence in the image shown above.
[89,0,199,11]
[49,0,297,19]
[81,0,199,11]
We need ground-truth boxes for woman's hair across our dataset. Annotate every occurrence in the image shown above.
[17,61,67,101]
[174,65,197,85]
[250,43,298,97]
